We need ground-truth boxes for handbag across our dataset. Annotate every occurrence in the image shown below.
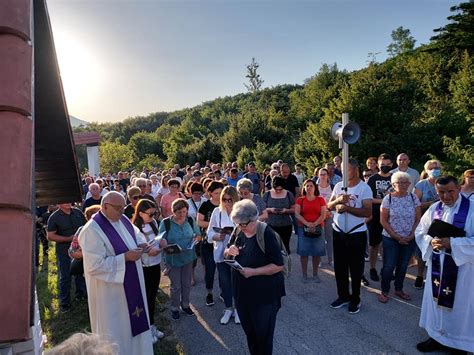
[303,225,322,238]
[301,197,323,238]
[70,258,84,276]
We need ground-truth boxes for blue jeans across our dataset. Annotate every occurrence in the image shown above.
[380,236,416,293]
[216,262,233,308]
[57,252,86,307]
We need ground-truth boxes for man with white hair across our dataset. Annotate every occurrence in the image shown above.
[82,183,103,211]
[79,191,153,355]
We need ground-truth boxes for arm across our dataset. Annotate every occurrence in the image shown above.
[258,209,269,221]
[314,206,327,225]
[380,207,402,241]
[335,199,372,218]
[239,263,284,278]
[197,212,208,229]
[206,210,223,242]
[47,230,73,243]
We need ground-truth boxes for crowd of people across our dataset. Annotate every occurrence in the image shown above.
[36,157,474,354]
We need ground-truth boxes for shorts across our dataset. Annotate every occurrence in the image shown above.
[368,221,383,247]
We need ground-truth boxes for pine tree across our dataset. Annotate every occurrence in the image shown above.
[244,57,264,92]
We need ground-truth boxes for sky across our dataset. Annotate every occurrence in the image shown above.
[47,0,459,123]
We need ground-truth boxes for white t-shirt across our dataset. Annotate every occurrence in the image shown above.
[139,221,162,267]
[331,180,372,233]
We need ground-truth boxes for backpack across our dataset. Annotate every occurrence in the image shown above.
[255,221,291,277]
[163,216,194,234]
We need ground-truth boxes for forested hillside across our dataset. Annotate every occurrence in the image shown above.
[74,2,473,176]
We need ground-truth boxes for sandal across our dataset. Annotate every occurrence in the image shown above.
[395,290,411,300]
[378,292,389,303]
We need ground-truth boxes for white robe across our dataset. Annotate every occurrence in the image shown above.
[415,195,474,352]
[78,217,153,355]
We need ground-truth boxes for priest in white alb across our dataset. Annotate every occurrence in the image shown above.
[415,175,474,354]
[79,191,153,355]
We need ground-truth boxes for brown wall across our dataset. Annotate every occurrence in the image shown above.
[0,0,34,342]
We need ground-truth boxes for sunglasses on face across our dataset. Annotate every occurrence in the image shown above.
[131,195,142,201]
[238,221,251,228]
[223,198,233,203]
[143,211,158,217]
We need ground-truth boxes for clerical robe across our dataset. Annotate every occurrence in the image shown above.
[79,216,153,355]
[415,195,474,352]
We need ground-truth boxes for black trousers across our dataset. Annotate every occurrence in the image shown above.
[200,241,216,291]
[270,225,293,254]
[236,301,280,355]
[333,229,366,304]
[143,263,161,325]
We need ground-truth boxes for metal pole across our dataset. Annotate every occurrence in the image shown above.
[342,113,349,231]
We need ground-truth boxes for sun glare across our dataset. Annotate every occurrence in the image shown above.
[53,32,104,110]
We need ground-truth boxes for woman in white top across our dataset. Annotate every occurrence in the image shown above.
[132,199,167,343]
[207,186,239,325]
[317,168,334,265]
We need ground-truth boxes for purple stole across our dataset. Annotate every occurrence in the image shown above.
[93,212,149,336]
[431,196,470,309]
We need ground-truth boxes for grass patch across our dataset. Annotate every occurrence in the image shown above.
[36,246,184,354]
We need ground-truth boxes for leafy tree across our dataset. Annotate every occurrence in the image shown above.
[236,146,253,170]
[387,26,416,57]
[430,2,474,54]
[127,131,161,161]
[244,57,264,92]
[99,141,136,173]
[136,154,165,171]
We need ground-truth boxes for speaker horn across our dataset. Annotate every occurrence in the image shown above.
[331,122,343,141]
[342,122,361,144]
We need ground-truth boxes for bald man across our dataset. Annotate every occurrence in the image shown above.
[79,192,153,354]
[390,153,420,192]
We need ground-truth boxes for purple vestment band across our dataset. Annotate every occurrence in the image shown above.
[431,195,470,309]
[93,212,149,336]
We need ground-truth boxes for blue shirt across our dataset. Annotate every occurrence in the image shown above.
[159,217,200,267]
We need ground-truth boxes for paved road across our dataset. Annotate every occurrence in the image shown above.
[162,236,437,355]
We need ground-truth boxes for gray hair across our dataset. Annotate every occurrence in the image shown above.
[237,178,253,191]
[134,178,147,187]
[391,171,411,184]
[230,200,258,224]
[101,191,125,208]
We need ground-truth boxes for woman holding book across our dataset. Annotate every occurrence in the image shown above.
[207,186,239,325]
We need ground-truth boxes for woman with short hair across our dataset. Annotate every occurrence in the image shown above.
[160,179,185,218]
[237,178,268,221]
[124,186,142,219]
[263,176,295,253]
[461,169,474,200]
[225,200,285,355]
[378,172,421,303]
[159,199,201,320]
[207,186,239,324]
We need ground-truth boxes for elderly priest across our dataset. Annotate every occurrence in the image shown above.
[415,175,474,354]
[79,191,153,354]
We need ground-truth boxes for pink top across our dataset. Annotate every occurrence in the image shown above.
[160,192,185,218]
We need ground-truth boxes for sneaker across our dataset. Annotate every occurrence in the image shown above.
[181,306,195,316]
[361,275,370,286]
[313,275,321,283]
[348,301,361,314]
[414,276,424,289]
[206,293,215,306]
[220,309,233,325]
[233,310,240,324]
[171,310,180,320]
[370,268,380,282]
[151,325,164,340]
[330,298,350,309]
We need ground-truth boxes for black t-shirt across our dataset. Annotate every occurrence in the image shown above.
[282,174,299,196]
[82,197,102,211]
[47,208,86,254]
[367,173,393,217]
[231,226,286,306]
[124,204,135,219]
[198,200,219,239]
[119,178,130,192]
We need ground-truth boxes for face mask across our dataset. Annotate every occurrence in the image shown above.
[380,166,391,174]
[428,168,441,178]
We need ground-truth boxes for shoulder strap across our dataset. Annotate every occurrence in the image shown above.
[255,221,267,253]
[219,211,222,228]
[187,216,194,229]
[164,217,171,232]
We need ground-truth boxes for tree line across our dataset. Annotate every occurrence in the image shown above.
[74,2,473,177]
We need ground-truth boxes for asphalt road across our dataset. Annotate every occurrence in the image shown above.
[162,235,443,355]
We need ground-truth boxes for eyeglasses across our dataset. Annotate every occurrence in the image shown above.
[223,198,233,203]
[238,221,251,228]
[105,203,125,212]
[143,211,158,217]
[131,195,142,201]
